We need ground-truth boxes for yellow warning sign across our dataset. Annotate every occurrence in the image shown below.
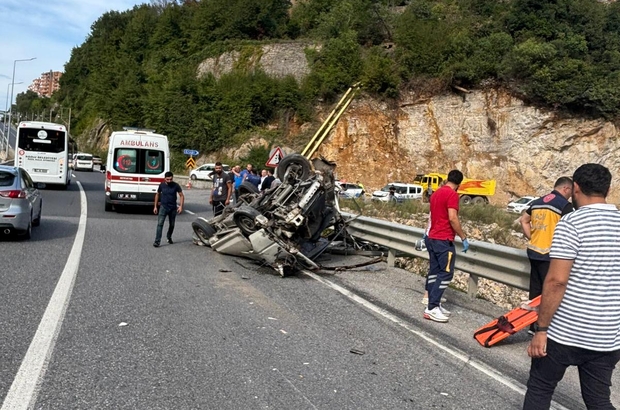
[186,157,196,170]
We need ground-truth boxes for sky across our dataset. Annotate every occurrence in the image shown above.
[0,0,146,111]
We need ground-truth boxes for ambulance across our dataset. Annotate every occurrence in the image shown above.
[104,127,170,212]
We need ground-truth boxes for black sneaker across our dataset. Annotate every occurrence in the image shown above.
[167,238,173,244]
[153,242,160,247]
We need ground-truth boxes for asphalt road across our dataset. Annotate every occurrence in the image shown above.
[0,170,614,409]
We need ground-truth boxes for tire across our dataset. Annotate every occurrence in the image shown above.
[20,221,32,240]
[190,174,197,180]
[32,203,42,227]
[233,207,261,237]
[459,195,472,206]
[238,180,259,196]
[105,200,113,212]
[471,196,486,205]
[192,218,217,245]
[276,154,311,182]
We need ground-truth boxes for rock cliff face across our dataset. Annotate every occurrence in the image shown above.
[196,42,319,82]
[316,88,620,205]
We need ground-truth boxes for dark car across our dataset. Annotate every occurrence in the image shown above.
[0,165,43,239]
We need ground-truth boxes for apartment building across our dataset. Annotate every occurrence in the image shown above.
[28,71,62,98]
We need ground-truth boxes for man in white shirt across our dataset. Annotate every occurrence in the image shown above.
[524,163,620,409]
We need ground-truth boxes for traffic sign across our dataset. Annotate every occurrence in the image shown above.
[183,149,199,156]
[266,147,284,167]
[186,157,196,170]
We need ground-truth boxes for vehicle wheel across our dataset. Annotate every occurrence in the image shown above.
[20,221,32,240]
[33,203,42,227]
[233,207,261,237]
[238,180,259,196]
[190,174,197,180]
[192,218,217,245]
[276,154,311,182]
[471,196,486,205]
[459,195,472,206]
[105,201,113,212]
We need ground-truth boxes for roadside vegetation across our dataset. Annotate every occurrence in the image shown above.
[14,0,620,154]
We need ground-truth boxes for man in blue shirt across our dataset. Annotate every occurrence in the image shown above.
[153,172,184,247]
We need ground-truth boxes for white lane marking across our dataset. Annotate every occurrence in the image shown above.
[301,270,570,410]
[184,209,195,215]
[2,181,88,410]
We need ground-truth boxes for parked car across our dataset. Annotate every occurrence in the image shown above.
[190,163,230,180]
[0,165,43,239]
[337,182,365,198]
[506,196,538,213]
[371,183,423,202]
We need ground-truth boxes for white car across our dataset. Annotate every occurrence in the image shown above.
[371,183,423,202]
[190,163,230,180]
[336,182,365,198]
[506,196,538,213]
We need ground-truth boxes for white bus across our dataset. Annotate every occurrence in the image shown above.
[14,121,71,189]
[104,128,169,212]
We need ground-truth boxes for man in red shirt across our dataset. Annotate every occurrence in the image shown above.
[423,170,469,323]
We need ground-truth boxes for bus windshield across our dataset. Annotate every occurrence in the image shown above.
[17,127,66,153]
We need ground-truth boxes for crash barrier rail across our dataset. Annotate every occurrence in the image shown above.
[341,213,530,298]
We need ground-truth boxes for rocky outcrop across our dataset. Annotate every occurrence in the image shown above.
[196,42,320,82]
[317,88,620,205]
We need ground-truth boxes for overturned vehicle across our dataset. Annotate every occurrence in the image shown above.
[191,154,352,276]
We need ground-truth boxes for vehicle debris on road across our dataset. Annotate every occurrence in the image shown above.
[192,154,373,276]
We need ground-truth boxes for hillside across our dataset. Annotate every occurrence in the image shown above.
[13,0,620,202]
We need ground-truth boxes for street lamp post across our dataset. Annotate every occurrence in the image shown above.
[6,57,36,159]
[2,81,22,156]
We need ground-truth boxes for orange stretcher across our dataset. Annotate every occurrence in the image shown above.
[473,296,541,347]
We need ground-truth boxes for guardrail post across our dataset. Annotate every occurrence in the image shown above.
[387,249,396,267]
[468,274,479,299]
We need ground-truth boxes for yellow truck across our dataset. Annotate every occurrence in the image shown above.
[420,172,496,205]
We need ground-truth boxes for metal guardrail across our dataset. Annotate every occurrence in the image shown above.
[342,213,530,298]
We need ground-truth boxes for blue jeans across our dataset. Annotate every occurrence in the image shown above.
[523,338,620,410]
[424,238,456,309]
[155,205,177,243]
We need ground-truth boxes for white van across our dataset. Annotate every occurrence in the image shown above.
[371,183,423,202]
[104,128,169,212]
[73,153,94,171]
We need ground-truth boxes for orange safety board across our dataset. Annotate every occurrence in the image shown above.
[473,296,541,347]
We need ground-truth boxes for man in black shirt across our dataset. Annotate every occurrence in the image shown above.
[210,162,233,216]
[153,172,184,247]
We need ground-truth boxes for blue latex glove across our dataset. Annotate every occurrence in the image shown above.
[462,239,470,253]
[422,233,427,240]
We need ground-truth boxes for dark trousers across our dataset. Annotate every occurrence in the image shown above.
[212,200,226,216]
[155,205,177,243]
[529,258,551,300]
[424,238,456,309]
[524,338,620,410]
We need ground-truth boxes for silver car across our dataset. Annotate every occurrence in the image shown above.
[0,165,43,239]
